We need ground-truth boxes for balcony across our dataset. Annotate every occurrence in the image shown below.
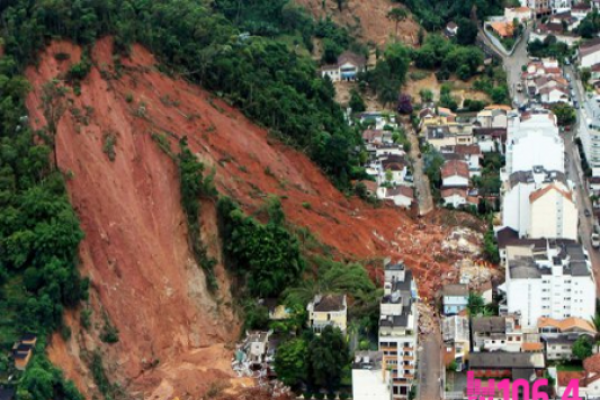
[403,356,414,361]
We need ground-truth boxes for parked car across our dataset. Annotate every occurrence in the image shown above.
[585,209,592,218]
[592,233,600,249]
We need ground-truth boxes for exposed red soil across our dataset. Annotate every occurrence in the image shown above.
[295,0,422,47]
[25,38,481,399]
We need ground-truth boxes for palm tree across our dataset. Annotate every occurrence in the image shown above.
[387,8,408,40]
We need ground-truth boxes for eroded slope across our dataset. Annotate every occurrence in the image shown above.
[25,38,477,399]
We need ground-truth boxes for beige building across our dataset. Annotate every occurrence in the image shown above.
[529,183,577,240]
[307,294,347,334]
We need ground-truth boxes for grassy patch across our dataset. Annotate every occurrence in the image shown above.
[556,361,584,372]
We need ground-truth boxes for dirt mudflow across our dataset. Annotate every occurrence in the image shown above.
[295,0,422,47]
[25,38,482,399]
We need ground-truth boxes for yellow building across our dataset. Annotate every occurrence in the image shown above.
[307,294,347,334]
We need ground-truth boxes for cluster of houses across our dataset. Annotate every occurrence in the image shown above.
[233,294,350,381]
[418,104,510,208]
[435,103,598,398]
[522,58,573,105]
[352,259,419,400]
[360,113,415,208]
[234,259,419,400]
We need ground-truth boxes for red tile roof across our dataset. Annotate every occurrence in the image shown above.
[529,184,573,203]
[558,371,586,387]
[441,160,469,179]
[454,144,482,156]
[386,186,414,199]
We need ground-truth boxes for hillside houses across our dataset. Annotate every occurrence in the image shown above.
[358,113,414,209]
[320,51,367,82]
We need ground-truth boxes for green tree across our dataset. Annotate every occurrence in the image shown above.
[483,225,500,264]
[218,197,305,297]
[349,88,366,113]
[582,68,592,85]
[491,86,509,104]
[467,292,485,316]
[387,8,408,39]
[551,103,576,126]
[274,338,308,387]
[456,19,478,45]
[573,335,594,360]
[419,88,433,103]
[308,326,349,391]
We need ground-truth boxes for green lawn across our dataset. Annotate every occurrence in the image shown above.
[555,361,584,372]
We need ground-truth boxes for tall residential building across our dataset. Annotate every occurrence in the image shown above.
[501,168,577,240]
[500,240,596,329]
[580,116,600,177]
[505,111,564,176]
[378,260,419,400]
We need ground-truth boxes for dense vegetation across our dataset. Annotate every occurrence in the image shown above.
[217,197,304,298]
[2,0,364,188]
[413,34,484,81]
[578,9,600,39]
[275,326,349,394]
[528,36,573,61]
[0,40,87,400]
[393,0,504,30]
[177,137,218,290]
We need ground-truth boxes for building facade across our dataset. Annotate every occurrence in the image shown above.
[378,260,419,400]
[500,241,596,329]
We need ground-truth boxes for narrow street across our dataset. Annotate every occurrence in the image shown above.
[417,324,442,400]
[408,127,434,216]
[502,28,529,105]
[564,131,600,280]
[563,68,600,290]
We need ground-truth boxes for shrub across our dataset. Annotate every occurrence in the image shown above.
[81,309,92,330]
[302,202,312,210]
[102,132,117,162]
[100,317,119,344]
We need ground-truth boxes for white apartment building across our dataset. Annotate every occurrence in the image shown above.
[378,260,418,400]
[505,111,564,176]
[580,116,600,176]
[352,351,392,400]
[500,240,596,330]
[502,168,577,240]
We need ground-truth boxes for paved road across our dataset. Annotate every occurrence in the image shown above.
[417,324,442,400]
[503,29,530,106]
[408,127,434,216]
[563,66,600,291]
